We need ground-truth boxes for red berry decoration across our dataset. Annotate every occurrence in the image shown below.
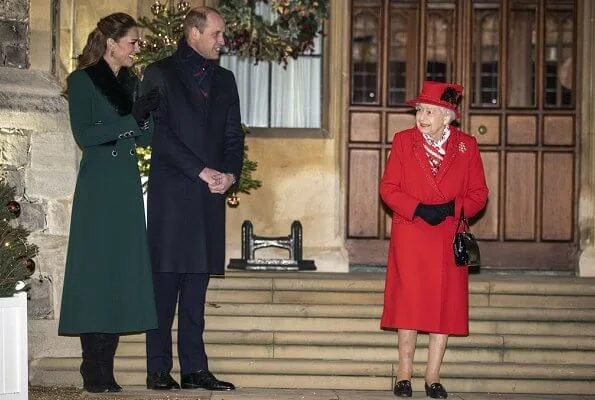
[7,200,21,217]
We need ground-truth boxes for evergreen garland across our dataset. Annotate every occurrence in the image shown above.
[219,0,329,67]
[0,176,38,297]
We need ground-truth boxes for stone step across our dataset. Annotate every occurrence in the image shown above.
[200,303,595,321]
[203,273,595,310]
[210,273,595,298]
[30,358,595,394]
[120,330,595,350]
[115,340,595,365]
[207,288,595,309]
[195,315,595,336]
[30,274,595,395]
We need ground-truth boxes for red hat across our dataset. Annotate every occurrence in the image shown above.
[406,80,464,119]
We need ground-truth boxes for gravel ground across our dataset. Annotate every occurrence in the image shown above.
[29,386,211,400]
[29,386,595,400]
[31,387,99,400]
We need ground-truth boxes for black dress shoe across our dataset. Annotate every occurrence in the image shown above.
[146,371,181,390]
[425,382,448,399]
[181,370,235,391]
[393,379,412,397]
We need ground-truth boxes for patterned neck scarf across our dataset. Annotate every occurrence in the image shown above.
[179,38,215,99]
[422,125,451,176]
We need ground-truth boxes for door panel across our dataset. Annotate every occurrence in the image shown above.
[470,115,500,145]
[473,151,499,240]
[350,112,382,142]
[504,152,537,240]
[542,152,574,240]
[388,2,420,105]
[351,3,382,105]
[507,1,537,108]
[386,113,415,142]
[347,0,579,270]
[348,149,380,237]
[507,115,537,145]
[471,4,501,107]
[543,115,574,145]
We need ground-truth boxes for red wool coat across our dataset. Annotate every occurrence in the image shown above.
[380,127,488,335]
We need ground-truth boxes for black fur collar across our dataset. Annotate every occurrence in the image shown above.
[84,58,138,115]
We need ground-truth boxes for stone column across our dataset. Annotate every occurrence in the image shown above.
[578,0,595,276]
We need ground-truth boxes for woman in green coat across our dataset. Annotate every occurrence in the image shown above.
[58,12,159,393]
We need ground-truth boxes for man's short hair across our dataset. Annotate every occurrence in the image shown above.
[183,6,221,37]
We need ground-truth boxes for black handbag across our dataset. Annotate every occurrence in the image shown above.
[453,212,480,267]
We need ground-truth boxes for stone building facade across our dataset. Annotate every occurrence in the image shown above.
[0,0,79,359]
[2,0,595,381]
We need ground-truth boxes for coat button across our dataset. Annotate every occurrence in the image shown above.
[112,150,118,157]
[129,148,135,155]
[118,134,124,139]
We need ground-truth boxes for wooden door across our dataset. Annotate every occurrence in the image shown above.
[346,0,579,271]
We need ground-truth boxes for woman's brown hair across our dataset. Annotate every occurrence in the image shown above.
[77,12,138,69]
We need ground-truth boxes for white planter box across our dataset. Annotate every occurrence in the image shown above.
[0,292,28,400]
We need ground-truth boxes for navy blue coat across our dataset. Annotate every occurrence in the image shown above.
[142,44,244,275]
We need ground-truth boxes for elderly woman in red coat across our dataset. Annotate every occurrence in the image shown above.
[380,81,488,399]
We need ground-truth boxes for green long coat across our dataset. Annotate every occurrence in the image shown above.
[59,60,157,335]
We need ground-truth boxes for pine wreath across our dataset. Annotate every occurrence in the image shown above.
[219,0,329,67]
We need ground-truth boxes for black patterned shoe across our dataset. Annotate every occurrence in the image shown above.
[146,371,180,390]
[181,370,235,391]
[393,379,412,397]
[425,382,448,399]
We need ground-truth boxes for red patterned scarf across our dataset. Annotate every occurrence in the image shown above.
[422,125,451,176]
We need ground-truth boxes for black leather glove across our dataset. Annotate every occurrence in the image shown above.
[414,200,455,226]
[131,88,160,125]
[437,199,455,219]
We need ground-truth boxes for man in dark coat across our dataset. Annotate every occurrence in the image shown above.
[141,6,244,391]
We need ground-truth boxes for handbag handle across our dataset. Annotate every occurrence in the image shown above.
[456,207,470,232]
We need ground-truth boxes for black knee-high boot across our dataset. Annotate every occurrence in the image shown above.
[80,334,108,393]
[98,333,122,392]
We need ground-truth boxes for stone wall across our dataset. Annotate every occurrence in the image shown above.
[0,0,29,68]
[0,66,80,359]
[225,134,347,271]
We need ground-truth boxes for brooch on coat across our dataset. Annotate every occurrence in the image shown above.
[458,142,467,153]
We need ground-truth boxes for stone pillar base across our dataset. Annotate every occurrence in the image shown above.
[579,246,595,277]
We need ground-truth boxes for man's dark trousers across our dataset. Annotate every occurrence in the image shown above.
[146,272,210,374]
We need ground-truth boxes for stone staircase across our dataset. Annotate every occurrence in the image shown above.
[31,272,595,394]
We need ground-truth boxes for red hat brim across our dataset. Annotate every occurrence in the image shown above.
[406,97,461,119]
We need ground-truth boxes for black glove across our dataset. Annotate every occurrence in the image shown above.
[131,88,160,125]
[414,200,455,226]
